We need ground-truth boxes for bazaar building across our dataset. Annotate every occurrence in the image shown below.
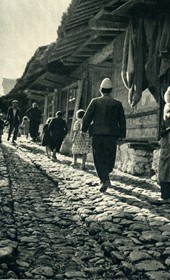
[5,0,170,175]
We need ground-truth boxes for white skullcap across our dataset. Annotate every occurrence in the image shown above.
[100,78,113,89]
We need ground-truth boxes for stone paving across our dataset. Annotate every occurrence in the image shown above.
[0,135,170,279]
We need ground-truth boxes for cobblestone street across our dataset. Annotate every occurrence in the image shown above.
[0,135,170,280]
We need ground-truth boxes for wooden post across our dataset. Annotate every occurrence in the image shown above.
[70,79,83,136]
[53,89,58,116]
[65,89,69,122]
[52,92,55,117]
[43,95,48,125]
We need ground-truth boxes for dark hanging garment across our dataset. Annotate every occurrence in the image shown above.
[121,18,147,107]
[130,18,147,107]
[144,16,162,102]
[121,20,135,90]
[159,14,170,78]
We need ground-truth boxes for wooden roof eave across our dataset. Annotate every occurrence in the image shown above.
[27,71,77,92]
[45,1,129,66]
[110,0,143,15]
[25,89,51,98]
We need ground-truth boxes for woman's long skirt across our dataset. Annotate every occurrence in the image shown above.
[158,132,170,199]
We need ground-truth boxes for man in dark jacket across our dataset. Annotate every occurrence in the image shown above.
[27,102,41,141]
[48,111,68,160]
[82,78,126,192]
[6,100,21,144]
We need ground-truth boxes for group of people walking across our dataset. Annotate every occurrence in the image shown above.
[41,77,126,192]
[1,101,41,144]
[0,77,169,198]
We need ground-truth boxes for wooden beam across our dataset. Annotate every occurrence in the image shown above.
[63,25,89,38]
[27,93,44,101]
[62,61,80,66]
[90,40,115,65]
[89,7,129,22]
[26,89,51,96]
[111,0,140,15]
[55,34,89,51]
[89,19,127,31]
[50,30,109,62]
[66,6,99,24]
[62,81,78,91]
[71,38,116,77]
[76,0,107,10]
[32,79,61,89]
[62,57,83,64]
[88,37,112,45]
[64,19,92,31]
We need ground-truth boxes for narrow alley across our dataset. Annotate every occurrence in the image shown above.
[0,135,170,280]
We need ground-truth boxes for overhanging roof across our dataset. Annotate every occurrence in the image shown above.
[9,0,169,96]
[42,0,129,67]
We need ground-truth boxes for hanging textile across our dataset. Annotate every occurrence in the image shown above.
[121,18,147,107]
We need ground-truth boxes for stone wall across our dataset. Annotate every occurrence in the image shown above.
[115,143,154,176]
[61,138,160,179]
[151,147,160,181]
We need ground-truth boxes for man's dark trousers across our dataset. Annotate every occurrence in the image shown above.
[8,123,19,141]
[92,135,117,183]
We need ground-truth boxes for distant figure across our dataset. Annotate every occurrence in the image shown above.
[82,78,126,192]
[27,102,41,141]
[0,114,5,144]
[72,109,91,170]
[48,111,68,160]
[6,100,21,144]
[21,116,30,138]
[41,116,53,158]
[158,86,170,200]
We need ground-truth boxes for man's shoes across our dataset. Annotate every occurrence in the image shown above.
[81,165,87,171]
[100,182,108,192]
[52,153,57,161]
[100,180,111,193]
[71,163,77,167]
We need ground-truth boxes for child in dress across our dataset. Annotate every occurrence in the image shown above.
[41,117,53,158]
[21,116,30,138]
[0,114,5,144]
[72,109,91,170]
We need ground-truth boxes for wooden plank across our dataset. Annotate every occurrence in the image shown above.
[90,7,129,22]
[32,79,61,89]
[27,93,44,101]
[62,56,83,63]
[64,19,93,31]
[64,0,124,29]
[89,19,127,31]
[106,0,127,8]
[62,81,78,91]
[55,34,89,51]
[88,37,112,45]
[48,40,86,61]
[40,73,65,84]
[62,61,81,66]
[90,39,115,64]
[76,0,108,10]
[63,25,89,38]
[49,31,107,62]
[71,39,115,77]
[111,0,140,15]
[26,89,50,96]
[66,6,100,23]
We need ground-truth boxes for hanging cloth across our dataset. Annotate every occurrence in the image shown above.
[121,18,147,107]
